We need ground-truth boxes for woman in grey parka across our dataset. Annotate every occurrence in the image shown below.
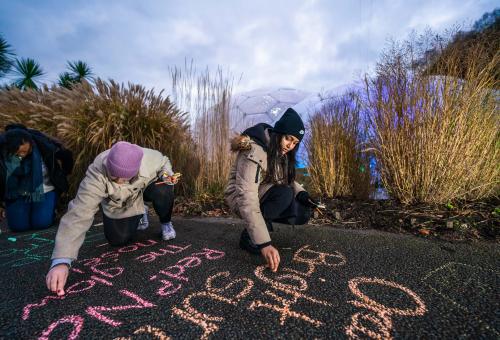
[225,108,320,272]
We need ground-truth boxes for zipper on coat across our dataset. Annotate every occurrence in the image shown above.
[255,165,261,183]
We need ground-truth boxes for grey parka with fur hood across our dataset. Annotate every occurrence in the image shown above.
[224,124,305,247]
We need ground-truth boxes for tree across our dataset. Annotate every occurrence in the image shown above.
[68,60,93,82]
[58,71,74,88]
[12,58,45,90]
[58,60,93,88]
[0,34,15,79]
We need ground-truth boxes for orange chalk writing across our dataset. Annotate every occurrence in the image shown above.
[113,325,171,340]
[345,277,427,339]
[173,271,254,340]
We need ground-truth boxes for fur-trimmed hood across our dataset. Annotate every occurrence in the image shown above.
[230,134,252,152]
[230,123,272,152]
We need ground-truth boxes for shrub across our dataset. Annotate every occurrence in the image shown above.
[170,62,235,201]
[365,33,499,204]
[305,91,372,199]
[0,79,197,197]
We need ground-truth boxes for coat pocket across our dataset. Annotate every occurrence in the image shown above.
[255,164,261,183]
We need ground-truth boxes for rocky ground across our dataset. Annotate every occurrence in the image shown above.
[174,196,499,242]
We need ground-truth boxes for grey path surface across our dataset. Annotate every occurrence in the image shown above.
[0,216,498,339]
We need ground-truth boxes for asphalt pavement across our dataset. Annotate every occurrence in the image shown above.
[0,216,498,339]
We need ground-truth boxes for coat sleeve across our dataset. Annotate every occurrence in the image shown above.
[51,162,108,260]
[159,155,174,177]
[143,149,173,178]
[234,152,271,247]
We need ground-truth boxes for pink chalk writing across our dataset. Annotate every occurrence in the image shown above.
[23,295,65,320]
[135,244,192,263]
[86,290,156,327]
[90,275,113,286]
[84,240,159,264]
[24,243,226,340]
[38,315,84,340]
[150,248,226,296]
[154,279,182,297]
[66,280,96,294]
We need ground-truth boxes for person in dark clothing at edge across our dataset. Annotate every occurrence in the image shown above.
[0,123,73,231]
[225,108,321,272]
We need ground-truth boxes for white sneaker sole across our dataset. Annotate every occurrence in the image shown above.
[162,234,176,241]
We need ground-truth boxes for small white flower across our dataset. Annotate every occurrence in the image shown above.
[299,129,304,135]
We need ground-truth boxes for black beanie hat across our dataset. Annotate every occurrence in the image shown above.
[272,108,305,141]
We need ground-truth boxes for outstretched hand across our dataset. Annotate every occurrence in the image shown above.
[261,245,280,272]
[46,264,69,296]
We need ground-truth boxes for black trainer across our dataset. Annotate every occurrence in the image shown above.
[239,229,261,255]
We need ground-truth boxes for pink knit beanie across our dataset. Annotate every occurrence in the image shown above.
[106,141,144,179]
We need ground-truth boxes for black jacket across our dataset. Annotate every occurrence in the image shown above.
[0,125,74,204]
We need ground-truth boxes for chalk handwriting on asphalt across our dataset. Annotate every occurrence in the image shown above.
[21,242,429,339]
[0,228,104,268]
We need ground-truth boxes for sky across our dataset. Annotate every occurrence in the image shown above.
[0,0,497,95]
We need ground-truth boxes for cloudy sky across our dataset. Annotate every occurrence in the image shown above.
[0,0,497,94]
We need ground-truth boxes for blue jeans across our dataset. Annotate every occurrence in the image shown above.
[5,191,58,232]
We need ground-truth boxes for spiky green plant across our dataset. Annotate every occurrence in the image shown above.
[58,72,75,88]
[12,58,44,90]
[67,60,93,83]
[0,35,15,78]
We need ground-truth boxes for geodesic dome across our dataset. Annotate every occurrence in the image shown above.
[230,87,310,134]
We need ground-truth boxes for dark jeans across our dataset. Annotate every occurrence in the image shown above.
[240,185,312,253]
[103,182,175,246]
[260,185,311,228]
[5,191,58,232]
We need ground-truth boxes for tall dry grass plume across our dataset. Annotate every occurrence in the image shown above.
[306,91,372,199]
[170,61,235,201]
[0,79,195,196]
[365,32,499,204]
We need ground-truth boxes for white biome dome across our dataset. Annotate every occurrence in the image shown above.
[230,87,310,134]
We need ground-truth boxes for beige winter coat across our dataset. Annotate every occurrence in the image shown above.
[51,147,172,260]
[224,133,305,246]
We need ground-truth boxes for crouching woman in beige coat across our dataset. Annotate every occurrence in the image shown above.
[225,108,320,272]
[46,141,179,295]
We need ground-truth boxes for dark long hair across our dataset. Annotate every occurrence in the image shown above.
[5,128,33,155]
[265,132,297,185]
